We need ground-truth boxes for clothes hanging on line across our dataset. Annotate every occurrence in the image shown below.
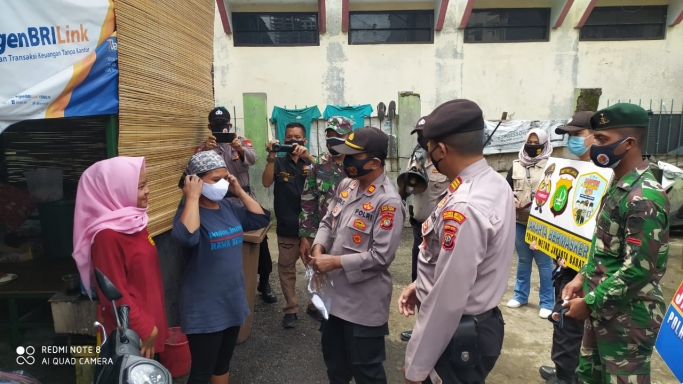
[323,105,374,129]
[270,106,322,148]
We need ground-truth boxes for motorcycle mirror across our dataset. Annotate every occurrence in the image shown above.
[94,268,123,301]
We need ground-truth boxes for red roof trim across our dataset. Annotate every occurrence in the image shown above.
[458,0,475,30]
[216,0,231,34]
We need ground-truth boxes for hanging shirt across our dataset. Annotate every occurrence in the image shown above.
[323,105,374,129]
[92,228,169,352]
[270,106,321,148]
[172,200,271,334]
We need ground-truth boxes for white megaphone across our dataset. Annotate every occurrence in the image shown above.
[397,146,429,195]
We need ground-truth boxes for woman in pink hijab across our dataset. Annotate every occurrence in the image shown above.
[72,156,168,359]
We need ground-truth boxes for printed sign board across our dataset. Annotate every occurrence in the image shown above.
[483,119,569,154]
[0,0,118,132]
[655,281,683,383]
[524,157,614,271]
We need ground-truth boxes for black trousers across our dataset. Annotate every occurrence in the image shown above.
[425,308,505,384]
[321,315,389,384]
[258,234,273,281]
[552,269,583,380]
[411,221,422,281]
[186,326,240,384]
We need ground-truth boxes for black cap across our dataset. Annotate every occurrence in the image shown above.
[331,126,388,155]
[410,116,428,135]
[555,111,593,134]
[422,99,485,140]
[208,106,231,122]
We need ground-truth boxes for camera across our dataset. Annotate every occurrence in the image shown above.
[270,143,295,153]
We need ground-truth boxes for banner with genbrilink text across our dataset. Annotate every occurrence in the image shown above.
[0,0,118,132]
[524,157,614,272]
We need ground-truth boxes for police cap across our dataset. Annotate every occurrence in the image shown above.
[422,99,485,140]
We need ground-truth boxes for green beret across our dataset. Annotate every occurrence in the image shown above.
[590,103,650,131]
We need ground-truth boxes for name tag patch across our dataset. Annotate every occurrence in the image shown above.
[443,210,466,224]
[626,237,642,246]
[442,224,458,250]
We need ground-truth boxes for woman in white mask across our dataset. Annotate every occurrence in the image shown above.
[173,151,270,384]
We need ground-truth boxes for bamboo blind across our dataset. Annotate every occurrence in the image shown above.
[114,0,215,236]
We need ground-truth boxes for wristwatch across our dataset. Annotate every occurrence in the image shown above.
[584,291,596,305]
[266,157,276,163]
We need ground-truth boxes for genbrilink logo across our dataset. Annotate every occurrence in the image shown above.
[16,346,36,365]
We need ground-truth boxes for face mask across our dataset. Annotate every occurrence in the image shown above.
[567,136,591,157]
[428,144,444,174]
[343,156,375,178]
[590,137,631,168]
[212,123,230,133]
[326,137,346,157]
[417,137,429,151]
[285,139,305,147]
[202,178,229,202]
[524,143,544,158]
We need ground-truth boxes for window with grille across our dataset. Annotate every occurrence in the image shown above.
[580,6,667,41]
[464,8,551,43]
[349,11,434,45]
[233,12,319,46]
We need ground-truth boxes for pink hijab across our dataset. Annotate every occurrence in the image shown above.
[72,157,149,298]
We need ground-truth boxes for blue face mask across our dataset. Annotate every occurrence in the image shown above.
[567,135,591,157]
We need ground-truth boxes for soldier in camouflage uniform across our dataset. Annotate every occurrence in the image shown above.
[299,116,352,321]
[562,103,670,384]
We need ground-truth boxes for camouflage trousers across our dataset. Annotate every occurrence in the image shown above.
[577,317,657,384]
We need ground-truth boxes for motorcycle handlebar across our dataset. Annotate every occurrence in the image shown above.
[118,305,130,330]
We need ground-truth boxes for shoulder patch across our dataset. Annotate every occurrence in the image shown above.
[367,184,377,195]
[380,207,396,230]
[442,210,466,224]
[437,196,448,209]
[353,219,367,230]
[341,190,349,198]
[448,177,463,193]
[244,138,253,148]
[442,224,457,250]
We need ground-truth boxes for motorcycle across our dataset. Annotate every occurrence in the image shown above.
[92,268,171,384]
[651,159,683,229]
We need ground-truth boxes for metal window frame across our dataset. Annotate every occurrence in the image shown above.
[579,5,668,42]
[348,10,435,45]
[463,8,551,44]
[232,12,321,47]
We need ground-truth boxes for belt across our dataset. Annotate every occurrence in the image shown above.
[472,307,497,324]
[225,185,251,198]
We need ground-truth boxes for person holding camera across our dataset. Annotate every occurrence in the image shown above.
[262,122,315,328]
[201,106,278,304]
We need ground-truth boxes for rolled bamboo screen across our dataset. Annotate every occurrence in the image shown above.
[114,0,215,236]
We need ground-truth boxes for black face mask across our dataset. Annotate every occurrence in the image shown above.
[428,144,444,174]
[285,139,305,147]
[326,137,346,156]
[343,156,375,178]
[590,137,631,168]
[524,144,544,158]
[417,137,429,151]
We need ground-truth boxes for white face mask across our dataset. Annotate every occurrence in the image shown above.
[202,178,229,202]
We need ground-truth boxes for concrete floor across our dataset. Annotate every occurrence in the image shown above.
[1,227,680,384]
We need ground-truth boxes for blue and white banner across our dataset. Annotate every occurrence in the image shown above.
[0,0,118,132]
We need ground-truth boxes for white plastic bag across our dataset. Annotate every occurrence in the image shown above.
[305,266,332,320]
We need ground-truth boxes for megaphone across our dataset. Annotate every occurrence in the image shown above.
[397,147,429,195]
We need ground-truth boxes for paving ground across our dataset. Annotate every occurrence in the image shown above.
[1,227,681,384]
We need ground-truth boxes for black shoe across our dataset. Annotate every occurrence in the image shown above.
[400,330,412,342]
[282,314,297,328]
[307,307,324,322]
[257,282,277,304]
[540,366,556,380]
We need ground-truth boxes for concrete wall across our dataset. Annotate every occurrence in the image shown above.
[214,0,683,122]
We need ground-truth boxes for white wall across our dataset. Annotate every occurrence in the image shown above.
[214,0,683,123]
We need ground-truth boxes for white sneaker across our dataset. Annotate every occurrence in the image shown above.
[506,299,522,308]
[539,308,552,319]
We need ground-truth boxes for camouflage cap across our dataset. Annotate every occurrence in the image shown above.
[326,116,354,135]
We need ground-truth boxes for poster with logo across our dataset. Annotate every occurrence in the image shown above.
[0,0,118,132]
[524,157,614,271]
[655,281,683,382]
